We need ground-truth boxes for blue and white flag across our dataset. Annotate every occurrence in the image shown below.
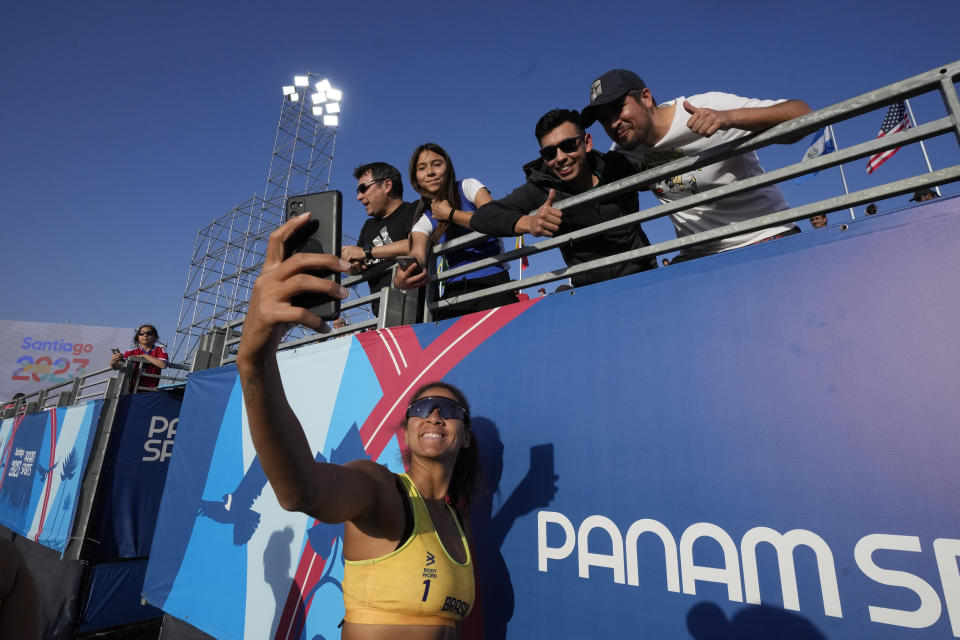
[795,126,836,184]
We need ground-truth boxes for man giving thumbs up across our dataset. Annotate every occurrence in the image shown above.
[581,69,811,263]
[470,108,657,287]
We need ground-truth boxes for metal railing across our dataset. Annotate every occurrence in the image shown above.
[425,60,960,314]
[1,358,187,419]
[188,59,960,369]
[11,59,937,377]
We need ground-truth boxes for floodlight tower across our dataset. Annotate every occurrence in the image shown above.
[262,75,343,210]
[169,73,344,367]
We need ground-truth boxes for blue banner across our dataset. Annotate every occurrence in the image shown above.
[0,401,103,552]
[95,391,182,560]
[79,558,163,632]
[145,198,960,639]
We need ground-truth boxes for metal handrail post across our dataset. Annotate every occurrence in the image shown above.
[938,74,960,146]
[68,377,82,405]
[63,375,123,561]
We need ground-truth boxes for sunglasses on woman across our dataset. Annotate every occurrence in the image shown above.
[406,396,468,421]
[538,135,582,161]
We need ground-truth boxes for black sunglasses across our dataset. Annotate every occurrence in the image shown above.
[138,330,156,336]
[539,136,582,161]
[356,178,385,194]
[406,396,468,421]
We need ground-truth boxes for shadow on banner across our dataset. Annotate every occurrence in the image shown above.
[144,199,960,639]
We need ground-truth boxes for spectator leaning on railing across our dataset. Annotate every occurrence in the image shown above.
[341,162,420,316]
[581,69,812,263]
[470,109,657,287]
[110,323,168,392]
[2,393,25,414]
[392,143,517,319]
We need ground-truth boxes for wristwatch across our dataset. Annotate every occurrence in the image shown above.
[364,245,375,261]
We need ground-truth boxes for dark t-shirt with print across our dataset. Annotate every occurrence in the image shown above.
[357,201,418,299]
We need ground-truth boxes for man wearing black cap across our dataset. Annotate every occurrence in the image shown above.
[581,70,811,262]
[470,108,656,287]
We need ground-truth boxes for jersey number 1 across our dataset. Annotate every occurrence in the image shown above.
[421,579,431,602]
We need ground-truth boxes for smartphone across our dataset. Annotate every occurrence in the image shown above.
[396,255,422,272]
[284,191,343,320]
[111,347,121,355]
[529,443,555,479]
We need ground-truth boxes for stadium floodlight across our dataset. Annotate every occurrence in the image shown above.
[287,75,342,125]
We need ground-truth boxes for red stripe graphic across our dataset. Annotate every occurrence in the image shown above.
[357,300,539,460]
[34,408,59,542]
[275,539,324,640]
[273,300,539,638]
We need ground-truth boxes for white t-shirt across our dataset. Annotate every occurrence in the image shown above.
[619,92,795,256]
[412,178,486,236]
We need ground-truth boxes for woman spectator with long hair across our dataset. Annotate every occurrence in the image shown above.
[395,143,517,319]
[109,323,168,392]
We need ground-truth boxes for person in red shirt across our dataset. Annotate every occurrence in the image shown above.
[110,324,168,392]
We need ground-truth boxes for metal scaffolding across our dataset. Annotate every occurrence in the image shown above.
[169,72,342,366]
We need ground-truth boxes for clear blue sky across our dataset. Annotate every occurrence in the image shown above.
[2,0,958,355]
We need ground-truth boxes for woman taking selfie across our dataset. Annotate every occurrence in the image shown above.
[237,215,478,639]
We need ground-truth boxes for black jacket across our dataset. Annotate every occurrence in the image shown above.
[470,151,655,286]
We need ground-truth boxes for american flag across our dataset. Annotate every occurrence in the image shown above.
[866,102,911,174]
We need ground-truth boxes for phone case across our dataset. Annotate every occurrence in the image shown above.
[284,191,343,320]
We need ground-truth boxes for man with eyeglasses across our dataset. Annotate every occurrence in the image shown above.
[470,109,656,287]
[341,162,419,313]
[581,69,811,263]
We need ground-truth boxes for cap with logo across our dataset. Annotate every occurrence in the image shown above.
[581,69,647,128]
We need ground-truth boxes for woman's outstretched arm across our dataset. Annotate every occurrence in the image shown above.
[236,214,393,526]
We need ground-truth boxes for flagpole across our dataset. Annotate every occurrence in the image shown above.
[515,234,525,290]
[904,98,942,196]
[828,125,857,220]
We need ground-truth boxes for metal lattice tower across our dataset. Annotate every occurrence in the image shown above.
[170,72,343,366]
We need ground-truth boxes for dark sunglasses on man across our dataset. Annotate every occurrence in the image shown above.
[406,396,468,421]
[356,178,385,194]
[539,136,583,161]
[138,330,156,336]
